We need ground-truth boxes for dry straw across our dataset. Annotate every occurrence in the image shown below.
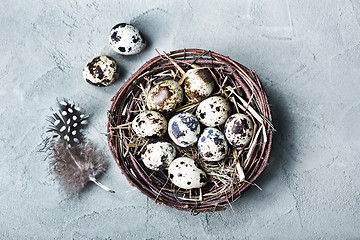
[107,49,274,213]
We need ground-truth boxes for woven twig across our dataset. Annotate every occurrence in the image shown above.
[107,49,273,213]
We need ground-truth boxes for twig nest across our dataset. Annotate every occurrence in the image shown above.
[168,112,200,147]
[168,157,207,189]
[198,128,228,161]
[132,111,167,137]
[224,113,254,149]
[183,68,215,102]
[83,56,118,87]
[146,80,183,113]
[196,96,231,127]
[141,140,176,170]
[108,49,274,213]
[109,23,146,55]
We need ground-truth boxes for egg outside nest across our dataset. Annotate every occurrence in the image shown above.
[83,56,119,87]
[109,23,146,55]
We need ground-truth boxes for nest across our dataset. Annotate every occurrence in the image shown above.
[107,49,274,213]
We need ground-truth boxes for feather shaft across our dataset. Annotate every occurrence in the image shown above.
[89,176,115,193]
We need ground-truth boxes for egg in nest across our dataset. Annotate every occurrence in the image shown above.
[132,111,167,137]
[141,140,176,171]
[198,127,228,161]
[168,157,207,189]
[183,68,215,102]
[168,112,200,147]
[224,113,254,149]
[146,80,183,113]
[196,96,231,127]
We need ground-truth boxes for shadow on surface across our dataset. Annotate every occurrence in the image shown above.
[230,74,295,210]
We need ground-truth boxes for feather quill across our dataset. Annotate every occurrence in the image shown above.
[46,99,114,195]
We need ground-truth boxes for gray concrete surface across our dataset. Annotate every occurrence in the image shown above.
[1,0,359,239]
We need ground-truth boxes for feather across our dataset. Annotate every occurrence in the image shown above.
[47,99,88,148]
[46,99,114,195]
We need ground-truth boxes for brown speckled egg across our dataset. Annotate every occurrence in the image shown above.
[132,111,167,137]
[146,80,183,113]
[168,157,207,189]
[196,96,231,127]
[224,113,254,149]
[83,56,119,87]
[198,128,228,161]
[141,140,176,170]
[183,68,215,102]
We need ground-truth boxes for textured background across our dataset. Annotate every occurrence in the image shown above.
[1,0,360,239]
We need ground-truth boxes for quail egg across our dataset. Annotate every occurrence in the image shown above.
[196,96,231,127]
[198,128,228,161]
[132,111,167,137]
[109,23,146,55]
[147,80,183,113]
[168,112,200,147]
[141,140,176,171]
[83,56,119,87]
[224,113,254,149]
[183,68,215,102]
[168,157,207,189]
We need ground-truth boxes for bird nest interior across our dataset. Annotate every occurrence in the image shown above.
[107,49,274,213]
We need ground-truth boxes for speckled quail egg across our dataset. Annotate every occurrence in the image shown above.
[224,113,254,149]
[183,68,215,102]
[168,112,200,147]
[83,56,119,87]
[168,157,207,189]
[198,128,228,161]
[196,96,231,127]
[109,23,146,55]
[147,80,184,113]
[132,111,167,137]
[141,140,176,171]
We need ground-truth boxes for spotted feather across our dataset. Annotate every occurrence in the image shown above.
[45,99,114,195]
[47,99,88,148]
